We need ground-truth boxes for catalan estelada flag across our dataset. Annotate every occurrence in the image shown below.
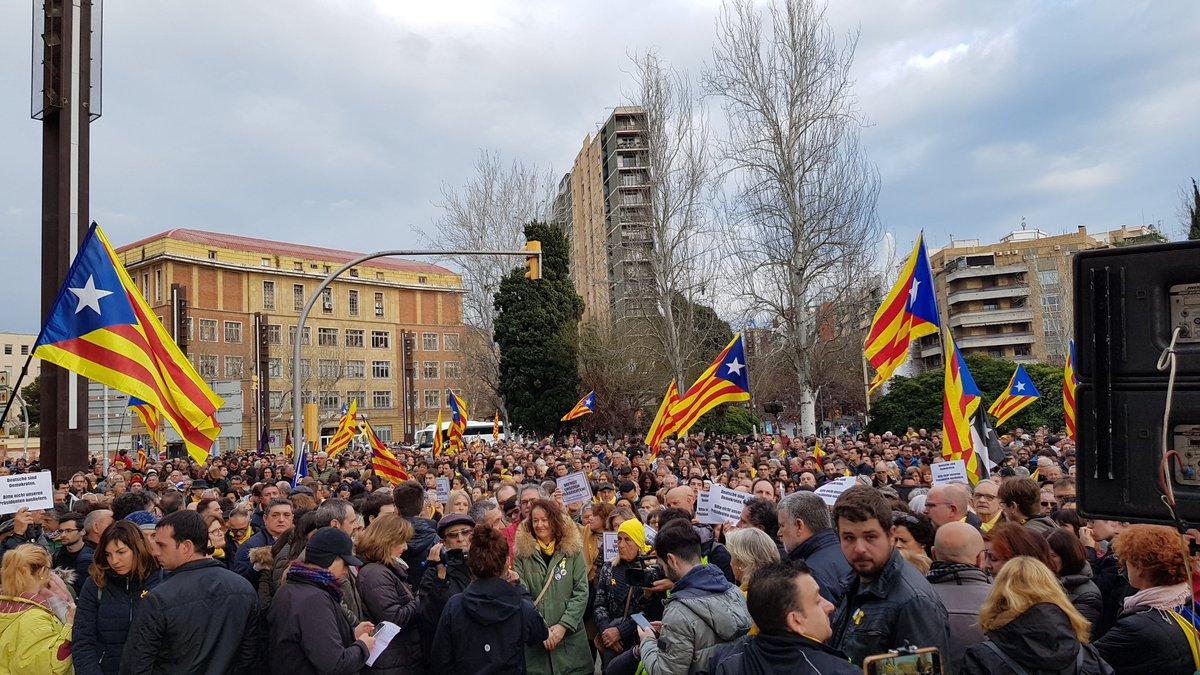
[812,439,826,470]
[433,407,445,457]
[864,233,940,394]
[33,223,222,465]
[128,396,163,453]
[988,364,1041,427]
[942,330,983,483]
[645,381,680,456]
[669,334,752,437]
[448,391,468,454]
[324,400,358,458]
[365,421,408,484]
[135,439,147,472]
[492,411,501,442]
[1064,340,1078,440]
[561,391,596,422]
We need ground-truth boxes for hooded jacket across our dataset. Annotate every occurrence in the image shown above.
[401,516,439,588]
[830,548,950,666]
[962,603,1112,675]
[787,528,852,605]
[1059,564,1103,635]
[1095,603,1194,673]
[73,570,166,675]
[430,576,549,674]
[513,512,592,675]
[0,594,73,674]
[926,561,990,674]
[710,633,860,675]
[640,563,753,675]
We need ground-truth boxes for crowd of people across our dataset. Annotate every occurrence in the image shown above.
[0,424,1195,674]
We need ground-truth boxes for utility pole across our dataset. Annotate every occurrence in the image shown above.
[34,0,102,476]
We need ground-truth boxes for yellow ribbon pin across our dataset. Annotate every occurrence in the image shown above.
[853,609,864,625]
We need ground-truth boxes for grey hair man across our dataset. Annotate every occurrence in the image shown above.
[776,492,850,604]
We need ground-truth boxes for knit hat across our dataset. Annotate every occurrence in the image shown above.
[124,510,158,532]
[617,518,651,555]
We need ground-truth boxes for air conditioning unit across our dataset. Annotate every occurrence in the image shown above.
[323,301,333,310]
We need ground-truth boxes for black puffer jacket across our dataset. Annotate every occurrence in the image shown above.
[1060,564,1103,635]
[416,556,471,662]
[357,560,424,674]
[1095,603,1195,674]
[73,570,166,675]
[710,633,860,674]
[400,517,439,588]
[830,548,950,666]
[120,558,261,675]
[430,576,549,673]
[962,603,1112,675]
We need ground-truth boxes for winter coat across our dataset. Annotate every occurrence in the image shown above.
[513,511,593,675]
[73,570,165,675]
[401,516,439,588]
[697,525,736,584]
[357,560,424,674]
[267,565,368,675]
[416,555,471,662]
[710,633,860,675]
[1060,565,1103,636]
[232,529,277,587]
[1095,603,1195,674]
[593,556,654,650]
[430,576,549,674]
[926,561,990,674]
[830,548,950,666]
[1086,549,1133,639]
[640,563,753,675]
[962,603,1113,675]
[119,558,262,675]
[75,541,97,593]
[1024,515,1059,537]
[787,528,852,605]
[0,594,73,674]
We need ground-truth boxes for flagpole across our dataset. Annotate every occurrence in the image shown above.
[102,385,110,474]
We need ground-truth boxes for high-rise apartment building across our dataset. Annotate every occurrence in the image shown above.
[917,226,1105,369]
[115,229,465,451]
[559,106,654,325]
[0,333,39,430]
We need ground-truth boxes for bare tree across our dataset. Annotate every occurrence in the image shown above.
[707,0,881,436]
[429,151,558,419]
[617,51,721,388]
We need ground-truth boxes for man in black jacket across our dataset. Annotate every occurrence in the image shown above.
[829,486,950,666]
[777,491,851,604]
[418,513,475,660]
[121,510,262,674]
[710,560,859,674]
[394,480,439,587]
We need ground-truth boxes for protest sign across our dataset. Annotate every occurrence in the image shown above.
[435,478,451,503]
[0,471,53,515]
[699,485,750,525]
[602,531,619,563]
[931,460,969,486]
[814,476,858,506]
[557,471,593,505]
[696,489,714,522]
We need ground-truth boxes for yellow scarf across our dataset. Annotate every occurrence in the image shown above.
[537,539,556,557]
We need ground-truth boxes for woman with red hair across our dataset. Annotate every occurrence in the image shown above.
[984,523,1056,576]
[1095,525,1196,673]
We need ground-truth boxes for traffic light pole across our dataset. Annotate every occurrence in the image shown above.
[290,247,540,458]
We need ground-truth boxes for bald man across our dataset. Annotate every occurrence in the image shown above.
[924,483,980,530]
[664,486,697,514]
[927,522,990,673]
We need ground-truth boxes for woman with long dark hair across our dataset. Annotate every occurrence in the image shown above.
[73,521,164,675]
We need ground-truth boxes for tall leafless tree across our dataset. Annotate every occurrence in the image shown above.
[707,0,881,435]
[430,151,557,420]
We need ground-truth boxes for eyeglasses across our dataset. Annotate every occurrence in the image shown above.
[58,528,81,534]
[1041,500,1058,507]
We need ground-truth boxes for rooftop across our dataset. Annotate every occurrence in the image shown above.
[117,228,455,276]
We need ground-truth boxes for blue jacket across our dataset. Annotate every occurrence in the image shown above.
[787,528,851,605]
[73,570,165,675]
[233,529,277,587]
[75,542,97,593]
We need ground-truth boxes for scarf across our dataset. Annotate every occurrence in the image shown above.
[537,539,556,557]
[285,561,342,601]
[1124,581,1190,612]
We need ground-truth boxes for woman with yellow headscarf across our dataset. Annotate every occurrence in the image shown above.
[592,517,656,668]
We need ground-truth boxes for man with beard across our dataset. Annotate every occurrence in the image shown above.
[829,486,949,666]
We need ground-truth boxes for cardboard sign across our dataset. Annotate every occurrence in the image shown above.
[931,460,969,486]
[814,476,858,506]
[696,489,714,522]
[557,471,593,505]
[699,485,750,525]
[602,531,619,563]
[435,478,451,503]
[0,471,54,515]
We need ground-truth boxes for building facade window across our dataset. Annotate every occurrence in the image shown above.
[263,281,276,310]
[293,284,305,311]
[375,426,392,443]
[2,345,9,355]
[224,321,242,344]
[347,390,366,408]
[269,358,283,378]
[288,326,311,346]
[187,318,194,343]
[423,390,440,409]
[318,328,338,347]
[443,361,460,379]
[443,333,460,351]
[422,333,439,351]
[374,292,385,317]
[348,290,359,316]
[321,288,333,313]
[372,361,391,378]
[154,269,163,303]
[224,356,244,379]
[199,319,218,342]
[373,390,393,409]
[371,331,391,349]
[423,361,439,379]
[299,359,311,380]
[320,391,340,409]
[345,329,364,348]
[266,324,282,345]
[269,391,283,411]
[318,359,341,379]
[19,345,28,356]
[345,360,365,378]
[198,355,219,378]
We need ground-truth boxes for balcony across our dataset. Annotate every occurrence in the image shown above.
[956,331,1036,349]
[948,307,1035,328]
[947,284,1029,305]
[945,263,1027,283]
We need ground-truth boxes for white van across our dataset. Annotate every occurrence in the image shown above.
[415,419,504,449]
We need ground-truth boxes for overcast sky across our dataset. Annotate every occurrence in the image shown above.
[2,0,1197,333]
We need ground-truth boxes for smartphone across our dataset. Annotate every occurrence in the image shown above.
[862,647,942,675]
[630,613,654,633]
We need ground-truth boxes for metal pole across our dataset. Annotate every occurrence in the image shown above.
[291,248,540,462]
[102,385,109,474]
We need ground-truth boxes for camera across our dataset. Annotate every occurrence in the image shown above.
[442,548,467,565]
[625,557,665,587]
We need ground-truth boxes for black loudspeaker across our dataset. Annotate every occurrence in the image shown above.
[1075,240,1200,525]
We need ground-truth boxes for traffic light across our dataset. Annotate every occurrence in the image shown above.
[524,240,542,281]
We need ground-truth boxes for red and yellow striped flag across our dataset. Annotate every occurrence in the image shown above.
[668,334,751,437]
[942,330,983,483]
[365,421,408,484]
[646,381,680,457]
[325,400,358,458]
[1064,340,1078,440]
[864,233,940,394]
